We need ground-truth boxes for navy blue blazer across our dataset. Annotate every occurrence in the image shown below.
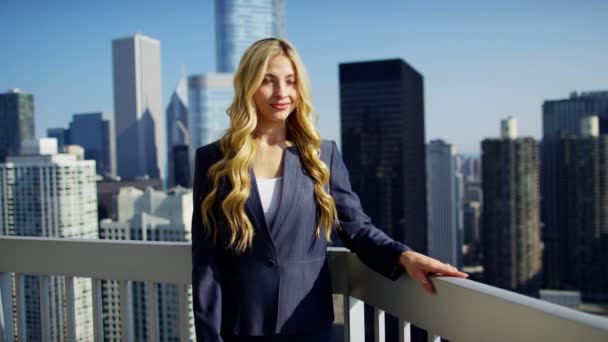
[191,140,412,341]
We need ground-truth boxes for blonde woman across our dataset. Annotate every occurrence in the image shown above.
[191,38,468,342]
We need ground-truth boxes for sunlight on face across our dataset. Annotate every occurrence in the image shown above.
[253,54,298,126]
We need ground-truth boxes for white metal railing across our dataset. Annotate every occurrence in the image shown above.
[1,236,608,342]
[0,236,192,342]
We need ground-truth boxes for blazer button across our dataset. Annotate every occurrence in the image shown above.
[266,260,277,268]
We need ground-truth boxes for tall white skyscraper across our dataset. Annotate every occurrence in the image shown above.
[99,186,194,341]
[0,138,97,341]
[112,34,165,182]
[215,0,285,72]
[188,73,234,160]
[426,139,463,268]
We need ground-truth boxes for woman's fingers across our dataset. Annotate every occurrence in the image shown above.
[415,270,435,295]
[430,261,468,278]
[400,251,469,295]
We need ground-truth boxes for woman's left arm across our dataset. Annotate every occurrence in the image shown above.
[327,141,467,294]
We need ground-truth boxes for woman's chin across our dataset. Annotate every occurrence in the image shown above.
[259,112,292,124]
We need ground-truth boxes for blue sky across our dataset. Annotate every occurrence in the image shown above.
[2,0,607,154]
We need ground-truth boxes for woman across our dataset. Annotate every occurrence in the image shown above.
[191,38,468,342]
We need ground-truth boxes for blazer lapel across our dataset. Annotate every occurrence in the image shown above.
[269,146,298,239]
[244,145,300,253]
[246,167,278,257]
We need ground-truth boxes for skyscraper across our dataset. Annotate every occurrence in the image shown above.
[482,118,542,297]
[0,138,97,341]
[339,59,427,252]
[69,112,115,177]
[558,116,608,301]
[460,156,482,182]
[542,91,608,289]
[339,58,427,341]
[99,186,194,341]
[0,89,35,162]
[188,73,234,160]
[426,139,463,268]
[112,34,165,182]
[171,145,190,188]
[462,201,482,266]
[166,78,190,187]
[215,0,285,72]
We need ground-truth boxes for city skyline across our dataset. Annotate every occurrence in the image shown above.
[2,1,608,337]
[2,0,607,154]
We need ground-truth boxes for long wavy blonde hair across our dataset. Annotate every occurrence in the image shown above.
[201,38,339,253]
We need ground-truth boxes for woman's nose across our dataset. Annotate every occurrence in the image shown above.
[274,82,287,97]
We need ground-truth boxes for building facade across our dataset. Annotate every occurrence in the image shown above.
[558,117,608,301]
[187,74,233,161]
[112,34,165,181]
[339,58,428,341]
[426,140,463,267]
[541,91,608,289]
[69,112,115,177]
[482,119,543,297]
[171,145,190,188]
[215,0,285,72]
[339,59,428,252]
[462,201,482,266]
[166,78,190,188]
[460,156,482,182]
[99,187,194,341]
[96,177,163,221]
[0,139,97,341]
[47,127,70,150]
[0,89,35,163]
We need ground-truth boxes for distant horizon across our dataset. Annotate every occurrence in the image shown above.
[2,0,607,155]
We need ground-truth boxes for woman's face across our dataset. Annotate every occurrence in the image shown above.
[253,54,298,125]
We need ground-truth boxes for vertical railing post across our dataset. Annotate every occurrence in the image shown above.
[398,319,411,342]
[342,294,349,342]
[92,278,104,342]
[147,282,158,342]
[347,297,365,342]
[64,276,77,341]
[427,333,441,342]
[178,284,188,342]
[374,308,385,342]
[120,280,133,342]
[187,286,195,340]
[0,277,3,342]
[39,275,50,341]
[0,272,13,342]
[15,274,25,342]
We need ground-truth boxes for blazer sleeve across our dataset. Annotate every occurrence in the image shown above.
[191,146,224,342]
[328,140,413,280]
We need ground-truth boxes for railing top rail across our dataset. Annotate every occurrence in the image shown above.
[2,236,607,342]
[0,236,191,284]
[339,251,608,342]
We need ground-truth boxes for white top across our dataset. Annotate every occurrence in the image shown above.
[256,176,283,228]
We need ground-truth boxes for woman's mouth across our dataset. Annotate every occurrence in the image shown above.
[270,103,290,110]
